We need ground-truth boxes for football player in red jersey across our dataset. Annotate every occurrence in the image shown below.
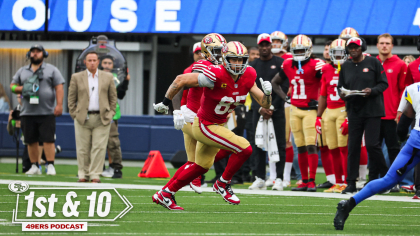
[179,42,204,106]
[270,31,293,60]
[156,34,226,199]
[271,34,325,191]
[153,41,272,210]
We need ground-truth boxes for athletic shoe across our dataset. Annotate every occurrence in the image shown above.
[213,179,240,205]
[413,190,420,200]
[248,177,267,190]
[282,180,291,188]
[112,169,123,178]
[341,183,357,194]
[356,179,367,190]
[317,181,333,189]
[401,185,415,193]
[272,178,283,191]
[307,181,317,192]
[190,176,202,194]
[153,190,184,210]
[324,184,340,193]
[334,200,351,230]
[46,164,56,175]
[265,179,275,187]
[291,182,308,191]
[25,165,42,175]
[101,167,114,177]
[334,184,348,193]
[390,185,400,193]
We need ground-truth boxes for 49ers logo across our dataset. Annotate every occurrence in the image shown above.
[203,37,213,44]
[222,45,229,53]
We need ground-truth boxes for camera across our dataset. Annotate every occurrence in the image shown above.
[12,105,21,120]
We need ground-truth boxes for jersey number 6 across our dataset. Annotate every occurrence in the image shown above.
[215,95,247,115]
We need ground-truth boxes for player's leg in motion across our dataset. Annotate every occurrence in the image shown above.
[152,123,197,206]
[334,142,420,230]
[191,119,252,205]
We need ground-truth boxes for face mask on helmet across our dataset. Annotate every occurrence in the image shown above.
[329,48,347,65]
[204,45,224,65]
[291,48,311,61]
[224,56,249,75]
[271,39,286,54]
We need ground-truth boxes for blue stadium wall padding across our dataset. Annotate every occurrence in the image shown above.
[0,113,184,161]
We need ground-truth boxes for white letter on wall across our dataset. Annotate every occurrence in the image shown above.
[68,0,92,32]
[110,0,138,32]
[155,0,180,31]
[12,0,45,31]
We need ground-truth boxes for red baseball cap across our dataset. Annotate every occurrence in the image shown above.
[346,37,362,47]
[192,42,201,53]
[257,33,272,45]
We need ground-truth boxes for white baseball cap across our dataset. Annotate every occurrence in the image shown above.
[257,33,272,45]
[192,42,201,53]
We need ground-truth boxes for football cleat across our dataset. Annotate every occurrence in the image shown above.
[317,181,334,189]
[307,181,317,192]
[265,179,275,187]
[152,191,162,205]
[291,182,308,191]
[249,177,267,190]
[46,164,56,175]
[272,178,284,191]
[190,175,202,194]
[334,184,348,194]
[401,185,415,193]
[213,179,240,205]
[334,200,351,230]
[153,190,184,210]
[324,184,340,193]
[341,183,357,195]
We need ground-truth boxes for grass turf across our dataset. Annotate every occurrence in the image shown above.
[0,162,419,235]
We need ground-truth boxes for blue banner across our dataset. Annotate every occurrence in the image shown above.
[1,0,420,35]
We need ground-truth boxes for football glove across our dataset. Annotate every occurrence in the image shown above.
[315,117,322,134]
[153,102,169,114]
[308,99,318,108]
[284,96,291,104]
[340,117,349,135]
[260,78,272,96]
[173,110,186,130]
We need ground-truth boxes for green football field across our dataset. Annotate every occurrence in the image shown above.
[1,162,419,236]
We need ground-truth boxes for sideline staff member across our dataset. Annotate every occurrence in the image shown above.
[337,37,388,194]
[68,51,117,183]
[10,45,65,176]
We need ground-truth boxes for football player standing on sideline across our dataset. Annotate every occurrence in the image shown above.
[337,37,388,194]
[248,34,288,191]
[272,35,325,192]
[152,42,272,210]
[374,33,407,191]
[270,31,293,60]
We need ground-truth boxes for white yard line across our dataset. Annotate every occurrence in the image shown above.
[0,179,417,203]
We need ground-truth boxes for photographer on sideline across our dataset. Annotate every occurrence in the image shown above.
[10,45,65,175]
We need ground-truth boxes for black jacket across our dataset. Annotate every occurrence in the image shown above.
[337,56,388,118]
[249,56,288,111]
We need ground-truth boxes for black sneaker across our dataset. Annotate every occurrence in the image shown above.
[317,181,333,189]
[334,200,351,230]
[112,169,123,178]
[341,183,357,194]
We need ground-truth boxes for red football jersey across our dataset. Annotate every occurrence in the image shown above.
[405,57,420,86]
[282,58,324,108]
[281,53,293,60]
[181,64,193,106]
[197,65,256,124]
[184,60,214,113]
[320,63,345,109]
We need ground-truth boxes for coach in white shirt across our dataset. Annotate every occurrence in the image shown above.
[68,51,117,183]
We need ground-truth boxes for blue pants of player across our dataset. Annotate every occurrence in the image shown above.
[353,130,420,205]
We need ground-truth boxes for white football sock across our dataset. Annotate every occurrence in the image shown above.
[327,174,336,185]
[359,165,367,180]
[269,162,276,180]
[283,162,293,182]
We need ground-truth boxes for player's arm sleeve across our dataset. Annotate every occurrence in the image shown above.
[315,60,325,79]
[398,88,408,113]
[370,60,388,96]
[197,73,214,88]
